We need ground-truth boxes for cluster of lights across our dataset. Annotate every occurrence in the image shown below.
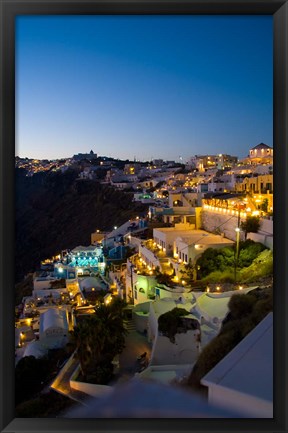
[134,256,156,276]
[206,286,222,293]
[203,203,248,218]
[205,285,244,293]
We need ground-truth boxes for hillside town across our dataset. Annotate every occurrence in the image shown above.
[15,142,273,418]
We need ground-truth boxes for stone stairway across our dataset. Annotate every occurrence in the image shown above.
[124,318,136,332]
[159,257,172,274]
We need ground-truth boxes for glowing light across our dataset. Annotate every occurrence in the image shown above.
[239,286,243,290]
[216,286,220,291]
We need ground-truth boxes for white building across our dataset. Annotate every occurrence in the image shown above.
[33,275,61,291]
[153,226,196,256]
[79,276,107,293]
[39,308,69,349]
[201,312,273,418]
[173,230,234,265]
[23,341,48,359]
[249,143,273,160]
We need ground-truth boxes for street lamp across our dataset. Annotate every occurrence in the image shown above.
[234,227,240,283]
[129,262,135,301]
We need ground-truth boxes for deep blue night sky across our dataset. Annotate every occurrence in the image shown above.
[16,15,273,161]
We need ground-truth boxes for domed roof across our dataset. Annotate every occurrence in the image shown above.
[79,276,105,291]
[251,142,272,150]
[23,341,48,359]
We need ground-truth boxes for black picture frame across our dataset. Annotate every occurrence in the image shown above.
[1,1,287,432]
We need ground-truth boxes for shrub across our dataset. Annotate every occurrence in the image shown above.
[227,293,255,319]
[187,287,273,388]
[158,308,190,343]
[238,240,266,268]
[201,269,235,284]
[86,363,114,385]
[188,325,242,386]
[239,250,273,283]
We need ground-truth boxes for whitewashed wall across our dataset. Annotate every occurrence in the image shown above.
[150,331,200,366]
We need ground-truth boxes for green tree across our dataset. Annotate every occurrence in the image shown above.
[195,247,234,278]
[240,216,261,240]
[70,298,127,383]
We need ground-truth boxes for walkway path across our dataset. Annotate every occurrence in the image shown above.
[50,355,89,405]
[50,317,152,402]
[110,318,152,385]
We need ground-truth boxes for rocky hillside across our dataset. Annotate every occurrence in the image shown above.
[15,168,148,282]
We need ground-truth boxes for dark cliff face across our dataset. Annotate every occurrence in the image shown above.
[15,168,148,282]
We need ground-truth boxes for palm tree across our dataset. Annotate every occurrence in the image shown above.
[69,298,127,382]
[70,320,94,378]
